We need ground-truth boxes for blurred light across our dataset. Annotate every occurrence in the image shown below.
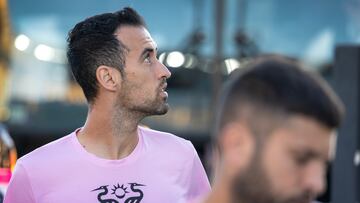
[52,49,67,64]
[34,44,55,62]
[183,54,197,69]
[303,29,334,68]
[159,52,166,64]
[166,51,185,68]
[14,34,30,51]
[224,58,240,74]
[355,150,360,166]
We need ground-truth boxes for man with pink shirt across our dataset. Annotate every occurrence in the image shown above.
[5,7,210,203]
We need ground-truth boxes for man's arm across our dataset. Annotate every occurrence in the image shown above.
[4,162,36,203]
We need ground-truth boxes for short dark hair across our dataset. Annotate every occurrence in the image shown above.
[67,7,146,103]
[217,55,344,137]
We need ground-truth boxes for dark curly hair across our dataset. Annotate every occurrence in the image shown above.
[67,7,146,104]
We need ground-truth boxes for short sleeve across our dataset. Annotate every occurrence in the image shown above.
[186,142,211,200]
[4,162,36,203]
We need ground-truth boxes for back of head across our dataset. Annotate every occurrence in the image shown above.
[67,7,145,104]
[217,55,344,138]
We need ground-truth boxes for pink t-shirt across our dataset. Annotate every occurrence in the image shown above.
[4,126,210,203]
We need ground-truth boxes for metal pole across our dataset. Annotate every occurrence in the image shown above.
[331,45,360,203]
[212,0,225,103]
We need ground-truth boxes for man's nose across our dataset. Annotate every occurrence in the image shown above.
[302,162,326,197]
[158,61,171,79]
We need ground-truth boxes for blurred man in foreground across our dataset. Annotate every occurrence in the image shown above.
[5,7,210,203]
[204,55,344,203]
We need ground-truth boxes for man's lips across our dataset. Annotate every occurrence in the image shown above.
[159,82,168,98]
[160,82,167,91]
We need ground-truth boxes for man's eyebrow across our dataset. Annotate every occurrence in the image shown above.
[139,47,157,61]
[293,148,329,163]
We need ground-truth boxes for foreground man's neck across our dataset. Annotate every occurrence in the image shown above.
[76,104,142,160]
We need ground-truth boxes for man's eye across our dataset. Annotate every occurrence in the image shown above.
[144,55,151,63]
[296,157,307,165]
[295,154,311,166]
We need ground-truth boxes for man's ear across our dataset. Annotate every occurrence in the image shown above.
[96,66,120,91]
[219,121,255,176]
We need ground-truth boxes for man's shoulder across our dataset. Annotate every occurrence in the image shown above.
[140,126,190,143]
[18,132,75,166]
[139,126,194,153]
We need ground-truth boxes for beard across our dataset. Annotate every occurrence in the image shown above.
[232,148,313,203]
[132,93,169,116]
[116,78,169,117]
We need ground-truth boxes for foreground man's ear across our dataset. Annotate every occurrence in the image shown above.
[219,122,255,177]
[96,65,120,91]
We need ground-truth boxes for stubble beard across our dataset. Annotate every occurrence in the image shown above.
[116,79,169,118]
[232,148,313,203]
[232,149,275,203]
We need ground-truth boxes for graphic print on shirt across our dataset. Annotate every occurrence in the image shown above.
[92,182,145,203]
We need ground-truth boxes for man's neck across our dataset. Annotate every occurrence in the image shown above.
[204,169,244,203]
[204,178,232,203]
[77,105,142,160]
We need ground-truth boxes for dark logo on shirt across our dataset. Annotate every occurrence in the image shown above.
[92,182,145,203]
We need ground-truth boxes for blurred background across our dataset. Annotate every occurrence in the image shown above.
[0,0,360,202]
